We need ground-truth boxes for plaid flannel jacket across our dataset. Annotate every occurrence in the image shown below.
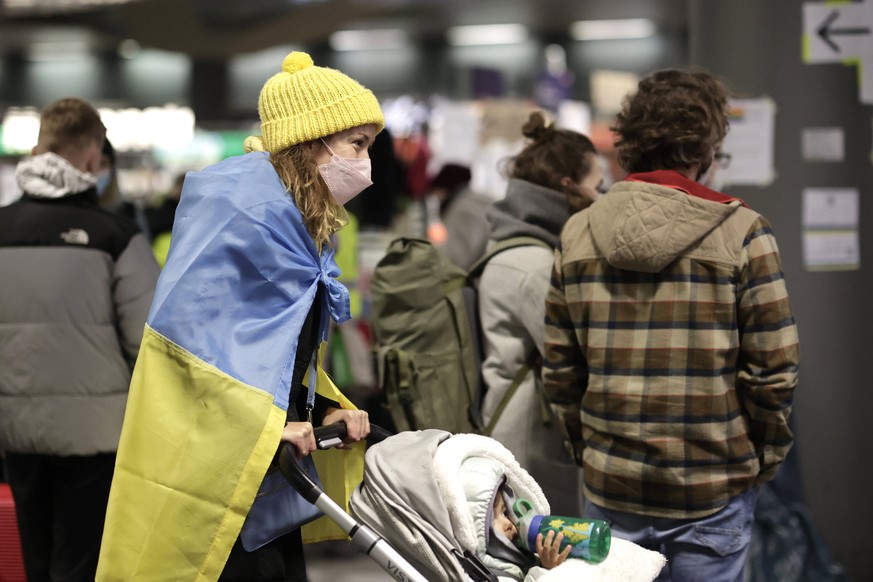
[543,174,799,519]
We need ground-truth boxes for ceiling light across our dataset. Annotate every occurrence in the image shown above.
[446,24,529,46]
[117,39,142,59]
[329,29,409,52]
[25,40,90,61]
[1,108,40,153]
[5,0,134,14]
[569,19,656,41]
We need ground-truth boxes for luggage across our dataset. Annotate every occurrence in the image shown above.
[0,482,27,582]
[370,236,549,435]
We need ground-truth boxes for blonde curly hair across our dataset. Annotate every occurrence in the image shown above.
[269,144,341,250]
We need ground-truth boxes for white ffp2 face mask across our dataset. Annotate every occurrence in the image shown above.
[317,140,372,206]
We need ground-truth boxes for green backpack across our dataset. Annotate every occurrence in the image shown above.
[369,236,550,434]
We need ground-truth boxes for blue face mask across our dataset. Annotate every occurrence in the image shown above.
[95,171,112,196]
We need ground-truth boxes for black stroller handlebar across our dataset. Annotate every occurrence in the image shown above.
[278,422,391,504]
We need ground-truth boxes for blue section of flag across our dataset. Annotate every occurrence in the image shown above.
[147,152,350,411]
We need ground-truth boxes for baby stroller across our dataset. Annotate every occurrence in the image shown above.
[350,428,546,581]
[285,425,665,582]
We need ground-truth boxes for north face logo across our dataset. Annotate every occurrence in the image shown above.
[60,228,89,245]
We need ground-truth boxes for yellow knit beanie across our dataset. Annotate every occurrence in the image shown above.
[257,51,385,153]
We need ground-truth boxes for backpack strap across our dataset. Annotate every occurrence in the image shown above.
[470,236,553,436]
[466,236,552,283]
[378,347,416,432]
[482,349,540,436]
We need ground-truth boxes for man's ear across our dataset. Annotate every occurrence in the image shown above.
[83,144,102,175]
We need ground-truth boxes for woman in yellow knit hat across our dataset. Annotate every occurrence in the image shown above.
[96,52,384,582]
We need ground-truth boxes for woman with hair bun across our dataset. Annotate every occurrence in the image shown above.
[478,111,602,517]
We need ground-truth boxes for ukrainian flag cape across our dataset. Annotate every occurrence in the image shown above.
[97,152,364,581]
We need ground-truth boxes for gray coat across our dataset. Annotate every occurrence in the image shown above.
[0,156,159,455]
[479,179,583,515]
[441,188,493,271]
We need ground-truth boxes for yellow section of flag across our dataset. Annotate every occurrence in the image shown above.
[97,327,365,580]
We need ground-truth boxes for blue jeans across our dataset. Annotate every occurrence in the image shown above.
[583,487,759,582]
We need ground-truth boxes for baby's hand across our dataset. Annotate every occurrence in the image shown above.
[536,530,571,569]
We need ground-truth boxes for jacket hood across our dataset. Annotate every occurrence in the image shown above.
[487,178,573,247]
[588,179,743,273]
[15,152,98,199]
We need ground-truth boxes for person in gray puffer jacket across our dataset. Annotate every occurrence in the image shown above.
[0,98,159,582]
[479,111,603,517]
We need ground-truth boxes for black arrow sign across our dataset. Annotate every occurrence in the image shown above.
[817,9,871,53]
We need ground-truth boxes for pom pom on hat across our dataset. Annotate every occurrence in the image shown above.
[257,51,385,152]
[283,51,314,73]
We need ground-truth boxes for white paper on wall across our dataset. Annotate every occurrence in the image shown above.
[802,188,861,271]
[802,188,859,228]
[720,98,776,187]
[803,230,861,271]
[802,127,845,162]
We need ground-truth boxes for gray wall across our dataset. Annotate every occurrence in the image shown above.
[691,1,873,579]
[0,50,191,110]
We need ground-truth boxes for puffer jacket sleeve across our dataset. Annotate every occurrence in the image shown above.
[542,245,587,462]
[113,231,161,367]
[735,216,799,484]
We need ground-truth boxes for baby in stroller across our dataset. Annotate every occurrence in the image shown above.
[461,452,569,580]
[349,429,666,582]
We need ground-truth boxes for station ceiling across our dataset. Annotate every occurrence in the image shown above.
[0,0,690,59]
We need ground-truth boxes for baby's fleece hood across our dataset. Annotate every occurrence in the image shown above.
[460,456,535,578]
[588,179,744,273]
[441,435,547,579]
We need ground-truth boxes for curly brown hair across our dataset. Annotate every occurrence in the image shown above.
[270,144,339,250]
[612,69,730,174]
[508,111,597,196]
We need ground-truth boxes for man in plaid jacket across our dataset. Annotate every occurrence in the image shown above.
[542,69,799,582]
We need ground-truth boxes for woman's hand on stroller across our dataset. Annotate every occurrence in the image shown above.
[536,530,571,569]
[322,407,370,448]
[282,421,317,459]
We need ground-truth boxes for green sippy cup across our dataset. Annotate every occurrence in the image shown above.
[512,498,611,564]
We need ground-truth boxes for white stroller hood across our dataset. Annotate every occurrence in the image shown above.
[349,429,549,581]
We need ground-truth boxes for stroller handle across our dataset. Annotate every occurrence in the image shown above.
[277,423,454,582]
[278,422,391,504]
